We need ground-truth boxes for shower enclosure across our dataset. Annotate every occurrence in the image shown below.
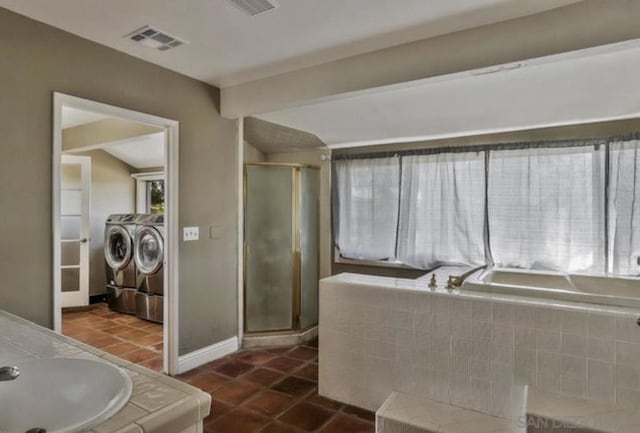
[244,163,320,337]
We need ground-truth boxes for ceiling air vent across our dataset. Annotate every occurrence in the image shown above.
[228,0,278,16]
[125,26,187,51]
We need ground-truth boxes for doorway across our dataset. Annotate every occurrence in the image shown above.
[52,93,179,375]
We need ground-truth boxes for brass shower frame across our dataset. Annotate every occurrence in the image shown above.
[243,162,320,335]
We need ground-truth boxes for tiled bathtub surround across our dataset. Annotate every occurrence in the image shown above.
[318,273,640,416]
[0,310,210,433]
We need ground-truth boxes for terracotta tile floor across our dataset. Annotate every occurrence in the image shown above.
[62,303,163,371]
[63,305,375,432]
[178,341,376,433]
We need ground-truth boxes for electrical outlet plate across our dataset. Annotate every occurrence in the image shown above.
[183,227,199,241]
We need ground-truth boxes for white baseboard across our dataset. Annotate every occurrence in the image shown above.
[176,336,239,374]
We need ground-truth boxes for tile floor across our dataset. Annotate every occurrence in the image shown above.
[62,304,376,432]
[178,340,376,433]
[62,303,164,371]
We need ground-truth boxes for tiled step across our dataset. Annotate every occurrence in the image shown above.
[375,392,523,433]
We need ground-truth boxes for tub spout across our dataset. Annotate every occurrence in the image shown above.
[447,265,487,289]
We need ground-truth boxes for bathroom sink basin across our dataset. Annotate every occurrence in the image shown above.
[0,358,132,433]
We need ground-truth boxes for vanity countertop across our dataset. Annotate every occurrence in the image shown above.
[0,310,211,433]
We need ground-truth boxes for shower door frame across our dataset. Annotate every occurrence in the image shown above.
[243,162,320,335]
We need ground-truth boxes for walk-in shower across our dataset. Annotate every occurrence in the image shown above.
[243,163,320,345]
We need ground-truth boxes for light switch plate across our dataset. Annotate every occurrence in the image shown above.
[209,224,221,239]
[183,226,199,241]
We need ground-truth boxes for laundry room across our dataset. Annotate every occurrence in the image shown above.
[58,106,167,372]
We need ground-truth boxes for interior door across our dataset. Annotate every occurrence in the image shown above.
[60,155,91,308]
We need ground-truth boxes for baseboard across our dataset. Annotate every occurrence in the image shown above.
[176,336,239,374]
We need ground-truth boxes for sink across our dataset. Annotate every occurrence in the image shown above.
[0,358,133,433]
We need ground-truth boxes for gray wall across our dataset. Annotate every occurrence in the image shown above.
[0,7,238,355]
[71,150,136,296]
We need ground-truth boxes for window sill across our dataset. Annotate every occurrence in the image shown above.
[334,248,416,270]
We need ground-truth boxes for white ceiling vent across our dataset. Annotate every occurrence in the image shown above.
[125,26,187,51]
[228,0,278,16]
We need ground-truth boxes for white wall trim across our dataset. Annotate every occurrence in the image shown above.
[177,336,239,374]
[236,118,244,343]
[52,92,180,376]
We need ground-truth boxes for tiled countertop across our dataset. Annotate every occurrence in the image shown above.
[322,272,640,319]
[0,310,211,433]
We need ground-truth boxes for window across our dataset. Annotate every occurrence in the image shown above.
[132,172,165,215]
[332,137,640,276]
[333,157,400,261]
[397,152,486,269]
[146,180,165,214]
[488,145,605,273]
[609,139,640,275]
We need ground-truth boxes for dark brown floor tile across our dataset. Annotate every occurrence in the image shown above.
[342,405,376,422]
[243,368,285,387]
[208,408,268,433]
[215,359,254,378]
[265,356,305,373]
[139,356,164,372]
[265,347,292,355]
[305,338,318,348]
[318,414,374,433]
[214,380,261,406]
[119,348,158,363]
[272,376,316,397]
[204,401,234,424]
[306,393,343,411]
[293,363,318,382]
[187,371,231,392]
[287,346,317,361]
[102,341,139,356]
[117,329,151,340]
[278,402,334,432]
[83,334,121,349]
[102,324,135,335]
[242,390,295,417]
[258,421,302,433]
[237,350,277,365]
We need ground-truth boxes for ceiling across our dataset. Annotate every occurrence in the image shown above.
[256,40,640,149]
[101,133,165,169]
[244,117,326,153]
[0,0,579,87]
[61,107,109,129]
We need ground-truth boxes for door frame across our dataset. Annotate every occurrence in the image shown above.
[60,154,91,308]
[52,92,180,375]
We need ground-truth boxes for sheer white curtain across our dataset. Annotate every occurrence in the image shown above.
[333,157,400,260]
[488,145,605,273]
[609,139,640,275]
[397,152,486,269]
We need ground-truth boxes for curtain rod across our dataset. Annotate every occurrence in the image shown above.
[332,132,640,161]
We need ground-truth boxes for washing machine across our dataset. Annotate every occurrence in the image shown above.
[104,214,140,314]
[134,214,164,323]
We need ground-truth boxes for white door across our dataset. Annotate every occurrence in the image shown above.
[60,155,91,307]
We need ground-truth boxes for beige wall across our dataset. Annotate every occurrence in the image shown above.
[222,0,640,117]
[332,118,640,278]
[71,149,136,296]
[0,8,238,355]
[243,141,265,163]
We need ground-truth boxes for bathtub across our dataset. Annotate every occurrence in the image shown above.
[461,267,640,309]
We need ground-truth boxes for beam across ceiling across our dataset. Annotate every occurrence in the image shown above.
[221,0,640,119]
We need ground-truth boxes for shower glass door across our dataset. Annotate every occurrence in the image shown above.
[299,167,320,329]
[245,165,294,332]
